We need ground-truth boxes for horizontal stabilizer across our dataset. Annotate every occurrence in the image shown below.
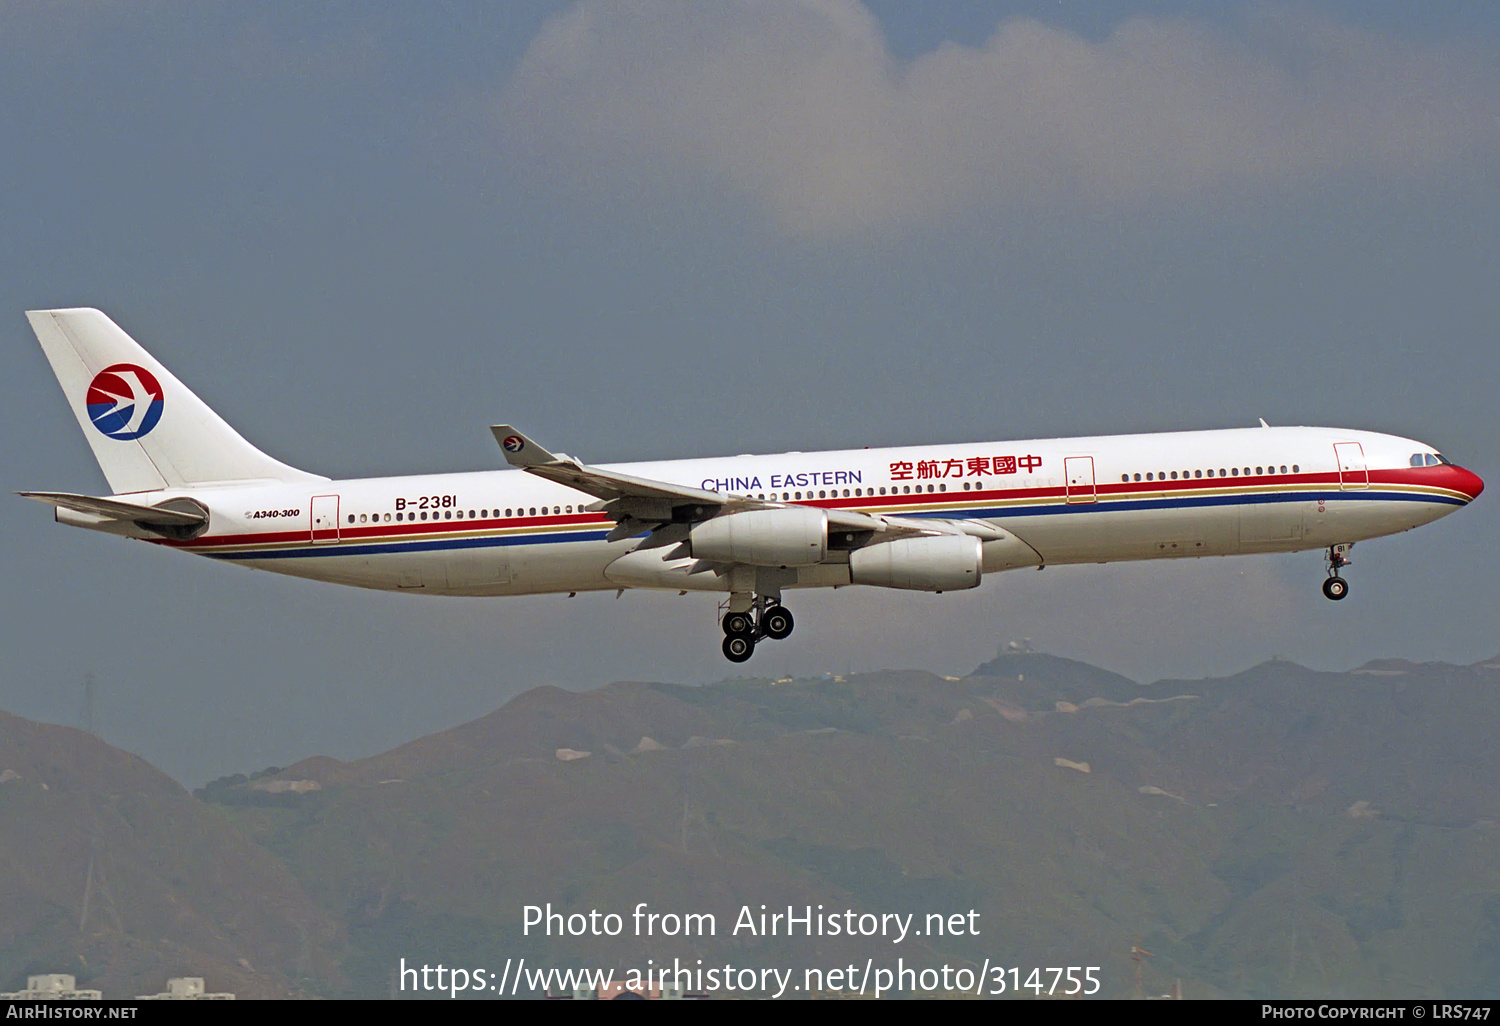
[18,490,207,527]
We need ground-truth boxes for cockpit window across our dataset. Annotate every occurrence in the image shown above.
[1411,453,1425,467]
[1434,453,1452,465]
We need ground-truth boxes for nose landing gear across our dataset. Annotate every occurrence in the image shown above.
[1322,543,1353,601]
[719,593,796,662]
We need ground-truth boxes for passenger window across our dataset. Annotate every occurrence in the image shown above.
[1292,465,1299,473]
[347,515,355,524]
[1231,468,1239,476]
[1146,473,1153,481]
[1133,474,1141,482]
[1194,470,1202,478]
[385,513,392,522]
[396,512,403,521]
[1170,471,1178,480]
[1206,469,1214,477]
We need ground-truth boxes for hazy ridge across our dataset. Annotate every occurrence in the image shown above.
[3,650,1498,998]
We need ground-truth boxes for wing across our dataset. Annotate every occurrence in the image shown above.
[488,426,989,555]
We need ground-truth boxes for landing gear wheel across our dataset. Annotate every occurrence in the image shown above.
[762,605,794,641]
[722,611,754,637]
[1322,577,1349,601]
[722,634,755,662]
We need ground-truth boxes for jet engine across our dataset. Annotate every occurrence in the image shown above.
[848,534,982,591]
[690,506,828,567]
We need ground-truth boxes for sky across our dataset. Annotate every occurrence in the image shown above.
[2,1,1498,785]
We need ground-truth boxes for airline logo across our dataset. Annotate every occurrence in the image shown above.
[86,364,165,440]
[502,435,526,453]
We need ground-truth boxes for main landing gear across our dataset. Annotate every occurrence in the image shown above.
[720,593,795,662]
[1322,543,1353,601]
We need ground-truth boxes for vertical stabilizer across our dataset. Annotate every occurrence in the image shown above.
[27,308,322,493]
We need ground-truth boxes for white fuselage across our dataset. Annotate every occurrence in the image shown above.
[99,425,1479,597]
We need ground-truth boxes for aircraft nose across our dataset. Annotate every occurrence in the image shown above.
[1454,465,1485,502]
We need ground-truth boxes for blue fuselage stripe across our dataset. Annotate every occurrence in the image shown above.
[207,529,611,561]
[198,488,1463,561]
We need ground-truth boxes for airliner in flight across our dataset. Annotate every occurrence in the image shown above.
[22,309,1483,661]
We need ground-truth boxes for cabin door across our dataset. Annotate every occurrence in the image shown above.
[1064,456,1097,503]
[311,494,341,543]
[1334,443,1369,490]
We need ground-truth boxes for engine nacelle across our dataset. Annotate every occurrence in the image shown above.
[849,534,983,591]
[690,507,828,567]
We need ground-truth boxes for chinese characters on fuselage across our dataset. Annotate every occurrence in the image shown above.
[699,456,1043,494]
[890,455,1042,481]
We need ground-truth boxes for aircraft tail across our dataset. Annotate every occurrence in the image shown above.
[27,308,322,493]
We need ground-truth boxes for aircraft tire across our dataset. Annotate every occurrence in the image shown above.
[722,634,755,662]
[1322,577,1349,601]
[762,605,794,640]
[723,611,755,637]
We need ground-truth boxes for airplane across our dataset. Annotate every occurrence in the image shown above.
[21,308,1484,662]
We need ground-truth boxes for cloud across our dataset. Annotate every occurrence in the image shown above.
[499,1,1500,234]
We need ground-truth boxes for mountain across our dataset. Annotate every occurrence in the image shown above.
[0,712,344,998]
[205,651,1500,998]
[7,648,1499,998]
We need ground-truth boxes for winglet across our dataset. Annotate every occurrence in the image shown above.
[490,425,567,468]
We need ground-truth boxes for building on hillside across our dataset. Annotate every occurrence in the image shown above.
[136,977,236,1000]
[0,974,103,1000]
